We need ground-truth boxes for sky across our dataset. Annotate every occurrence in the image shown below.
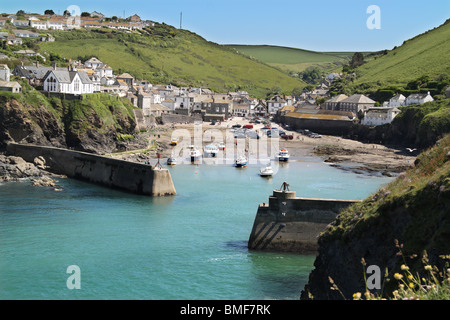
[2,0,450,52]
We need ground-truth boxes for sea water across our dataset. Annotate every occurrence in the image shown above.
[0,159,393,300]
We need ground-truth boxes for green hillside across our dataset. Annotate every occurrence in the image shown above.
[229,45,355,73]
[38,24,305,98]
[352,19,450,90]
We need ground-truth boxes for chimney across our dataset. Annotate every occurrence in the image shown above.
[52,62,57,70]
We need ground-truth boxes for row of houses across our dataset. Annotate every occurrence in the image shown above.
[0,12,154,32]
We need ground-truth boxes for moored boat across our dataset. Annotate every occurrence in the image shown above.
[204,144,219,158]
[189,145,202,163]
[235,155,248,168]
[167,157,177,166]
[259,166,274,177]
[276,149,290,162]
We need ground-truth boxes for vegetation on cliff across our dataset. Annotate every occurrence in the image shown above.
[303,134,450,300]
[327,19,450,103]
[346,99,450,149]
[0,83,136,154]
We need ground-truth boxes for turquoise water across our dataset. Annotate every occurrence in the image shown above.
[0,159,393,300]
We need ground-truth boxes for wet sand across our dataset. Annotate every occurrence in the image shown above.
[114,117,416,176]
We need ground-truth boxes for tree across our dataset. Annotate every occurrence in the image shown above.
[350,52,364,68]
[300,66,323,84]
[44,10,55,15]
[16,10,25,15]
[63,10,71,17]
[81,12,91,17]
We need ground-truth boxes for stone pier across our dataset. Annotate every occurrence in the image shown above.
[6,143,176,197]
[248,183,360,254]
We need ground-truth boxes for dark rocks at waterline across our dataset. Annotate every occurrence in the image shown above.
[0,154,63,188]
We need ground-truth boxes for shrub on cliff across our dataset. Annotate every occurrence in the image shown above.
[303,134,450,300]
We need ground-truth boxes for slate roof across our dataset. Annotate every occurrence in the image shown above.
[340,94,375,104]
[44,70,93,84]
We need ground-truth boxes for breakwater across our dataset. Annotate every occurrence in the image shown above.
[6,143,176,197]
[248,184,360,253]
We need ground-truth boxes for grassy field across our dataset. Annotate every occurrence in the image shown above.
[228,45,356,73]
[39,26,305,98]
[352,19,450,90]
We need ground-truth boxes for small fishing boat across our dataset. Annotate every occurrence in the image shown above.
[276,149,290,162]
[167,157,177,166]
[189,145,202,163]
[204,144,219,158]
[259,166,274,177]
[170,138,178,146]
[235,155,248,168]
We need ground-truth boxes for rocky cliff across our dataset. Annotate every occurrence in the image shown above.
[0,88,137,155]
[301,134,450,300]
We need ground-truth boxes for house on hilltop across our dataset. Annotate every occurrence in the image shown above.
[405,92,434,106]
[42,68,95,95]
[387,94,406,108]
[128,14,141,22]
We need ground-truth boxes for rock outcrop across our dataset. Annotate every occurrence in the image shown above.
[0,154,47,181]
[301,135,450,300]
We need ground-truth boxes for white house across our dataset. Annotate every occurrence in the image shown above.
[85,57,104,70]
[388,94,406,108]
[267,95,287,115]
[42,69,95,95]
[362,107,401,126]
[0,80,22,93]
[254,101,268,117]
[405,92,434,106]
[29,19,47,30]
[0,64,11,82]
[47,19,65,30]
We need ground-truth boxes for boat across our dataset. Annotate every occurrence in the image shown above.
[235,155,248,168]
[218,142,226,150]
[204,144,219,158]
[259,166,274,177]
[276,149,290,162]
[170,138,178,146]
[167,157,177,166]
[189,145,202,163]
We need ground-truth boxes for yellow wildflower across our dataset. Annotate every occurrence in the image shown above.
[401,265,409,271]
[424,265,432,271]
[409,283,415,289]
[353,292,361,300]
[408,274,414,280]
[394,273,403,280]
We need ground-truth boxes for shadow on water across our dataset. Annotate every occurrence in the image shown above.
[225,240,249,252]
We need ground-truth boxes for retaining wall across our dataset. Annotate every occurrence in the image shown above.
[248,189,360,253]
[6,143,176,197]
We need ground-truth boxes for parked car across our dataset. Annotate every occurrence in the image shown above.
[210,120,217,125]
[232,124,242,128]
[243,124,253,129]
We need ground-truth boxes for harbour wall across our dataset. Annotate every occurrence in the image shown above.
[280,115,354,136]
[248,189,360,254]
[6,143,176,197]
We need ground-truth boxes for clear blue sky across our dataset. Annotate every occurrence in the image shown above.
[3,0,450,52]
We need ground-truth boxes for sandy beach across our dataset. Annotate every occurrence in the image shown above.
[114,117,416,176]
